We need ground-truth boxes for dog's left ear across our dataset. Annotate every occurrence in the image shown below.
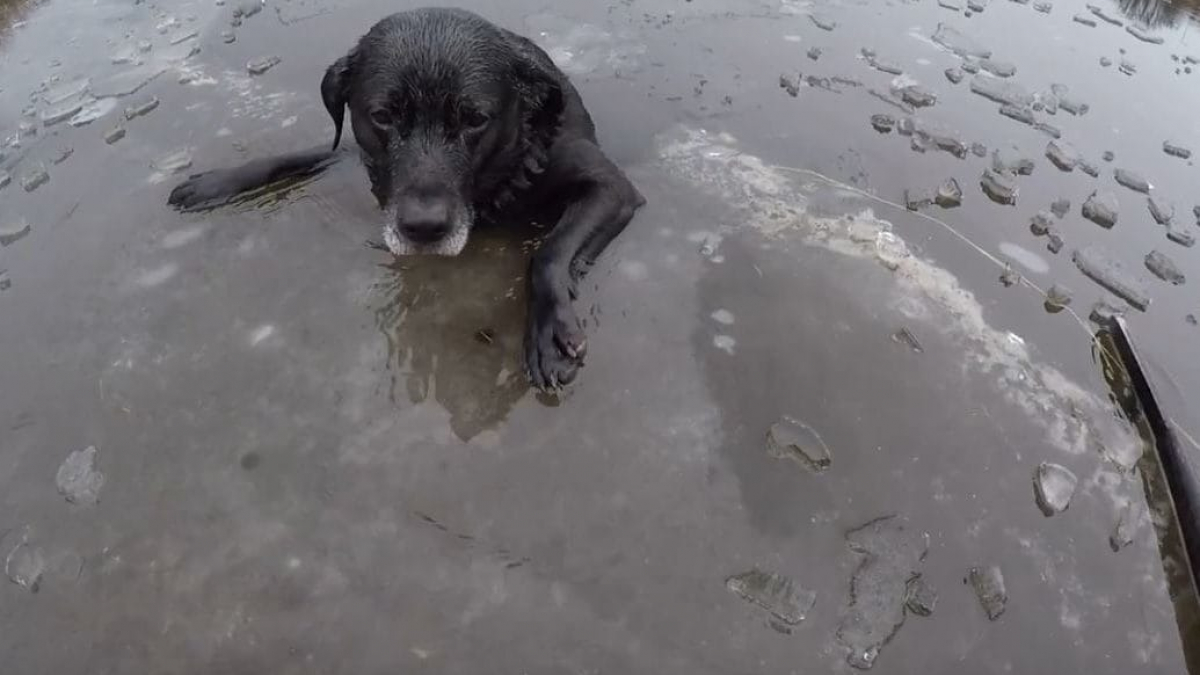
[505,35,565,136]
[514,60,563,126]
[321,51,355,151]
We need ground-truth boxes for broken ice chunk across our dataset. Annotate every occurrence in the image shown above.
[904,576,937,617]
[1044,285,1073,312]
[1148,197,1174,225]
[1126,24,1164,44]
[1000,263,1020,287]
[968,566,1007,620]
[1058,95,1089,115]
[49,146,73,165]
[1035,121,1062,139]
[868,56,904,75]
[871,114,895,133]
[932,23,992,58]
[1167,227,1195,247]
[1030,211,1054,235]
[1045,281,1073,305]
[40,101,83,126]
[1074,246,1150,310]
[1045,140,1081,171]
[874,231,910,270]
[905,188,933,210]
[945,67,964,84]
[891,327,924,353]
[980,59,1016,77]
[767,416,832,472]
[899,85,936,108]
[124,96,160,120]
[6,541,44,592]
[1145,250,1185,285]
[1163,140,1191,159]
[1050,198,1070,218]
[56,445,105,505]
[247,55,281,75]
[810,13,837,31]
[726,569,816,626]
[1110,502,1136,552]
[936,178,963,207]
[232,0,262,19]
[1000,105,1035,125]
[1114,168,1150,193]
[839,516,930,670]
[169,29,198,45]
[981,169,1018,205]
[868,88,913,114]
[912,119,967,158]
[1046,233,1064,254]
[970,75,1033,106]
[0,218,31,247]
[1089,4,1124,25]
[1090,300,1125,324]
[1092,416,1144,471]
[992,146,1034,175]
[1082,190,1119,228]
[22,169,49,192]
[41,77,90,106]
[779,74,800,97]
[69,98,118,127]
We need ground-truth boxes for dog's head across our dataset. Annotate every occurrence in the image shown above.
[320,9,564,256]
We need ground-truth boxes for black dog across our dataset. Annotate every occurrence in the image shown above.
[169,7,644,389]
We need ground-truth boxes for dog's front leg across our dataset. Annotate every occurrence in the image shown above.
[524,140,644,389]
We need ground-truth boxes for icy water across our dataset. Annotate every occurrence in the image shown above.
[2,0,1200,672]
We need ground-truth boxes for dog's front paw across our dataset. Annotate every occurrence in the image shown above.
[167,169,241,211]
[524,301,587,390]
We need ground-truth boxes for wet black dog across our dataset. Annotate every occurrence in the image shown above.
[168,7,644,389]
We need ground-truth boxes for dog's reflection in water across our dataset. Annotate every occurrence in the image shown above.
[372,226,535,441]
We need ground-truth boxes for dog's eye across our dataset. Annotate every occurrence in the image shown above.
[369,108,393,128]
[462,109,490,132]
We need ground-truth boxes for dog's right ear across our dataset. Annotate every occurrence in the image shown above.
[321,51,355,151]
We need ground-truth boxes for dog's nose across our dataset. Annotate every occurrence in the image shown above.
[396,197,452,243]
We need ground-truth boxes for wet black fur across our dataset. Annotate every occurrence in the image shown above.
[167,7,645,389]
